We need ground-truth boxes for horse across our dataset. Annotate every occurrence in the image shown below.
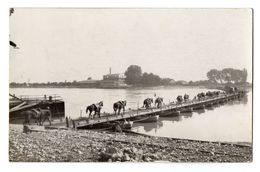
[206,91,214,97]
[38,108,52,125]
[183,94,189,102]
[176,95,183,103]
[22,107,52,126]
[213,91,220,97]
[22,109,41,125]
[86,101,103,119]
[197,92,205,100]
[155,97,163,108]
[143,98,153,109]
[113,100,127,115]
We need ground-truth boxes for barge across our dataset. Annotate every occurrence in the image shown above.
[9,94,65,124]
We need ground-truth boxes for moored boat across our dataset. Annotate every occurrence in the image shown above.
[180,107,193,113]
[159,109,180,117]
[193,104,205,110]
[9,93,65,124]
[134,115,159,123]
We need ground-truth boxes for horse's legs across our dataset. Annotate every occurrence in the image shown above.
[47,117,52,125]
[23,118,27,125]
[41,117,45,126]
[36,115,40,125]
[89,111,92,119]
[28,115,31,125]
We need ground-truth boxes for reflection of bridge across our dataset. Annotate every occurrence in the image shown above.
[47,92,245,130]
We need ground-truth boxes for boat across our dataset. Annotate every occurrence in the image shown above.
[77,120,133,130]
[193,104,205,110]
[159,109,180,117]
[9,93,65,124]
[180,107,193,113]
[134,115,159,123]
[205,102,213,107]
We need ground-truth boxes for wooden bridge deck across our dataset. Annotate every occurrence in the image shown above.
[46,92,242,129]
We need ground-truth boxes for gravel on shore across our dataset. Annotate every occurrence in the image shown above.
[9,124,252,162]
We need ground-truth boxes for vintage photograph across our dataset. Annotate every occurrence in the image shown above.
[9,8,252,162]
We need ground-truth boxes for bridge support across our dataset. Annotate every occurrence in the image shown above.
[180,107,193,113]
[193,104,205,110]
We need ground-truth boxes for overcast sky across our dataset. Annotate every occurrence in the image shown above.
[9,8,252,83]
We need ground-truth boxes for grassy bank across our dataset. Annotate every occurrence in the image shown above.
[9,124,252,162]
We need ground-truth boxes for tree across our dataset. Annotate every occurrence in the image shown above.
[125,65,142,85]
[207,69,222,84]
[222,68,248,83]
[141,72,161,86]
[161,78,173,85]
[207,68,248,84]
[242,68,248,83]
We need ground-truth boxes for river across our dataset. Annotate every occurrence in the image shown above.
[9,86,252,143]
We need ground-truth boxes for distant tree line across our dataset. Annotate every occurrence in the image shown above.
[207,68,247,84]
[124,65,249,87]
[9,80,99,88]
[10,66,249,88]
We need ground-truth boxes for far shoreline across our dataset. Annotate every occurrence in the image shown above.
[9,83,252,90]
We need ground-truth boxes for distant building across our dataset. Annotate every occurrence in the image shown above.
[99,68,128,88]
[77,78,99,87]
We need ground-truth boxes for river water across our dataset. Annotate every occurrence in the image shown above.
[10,87,252,143]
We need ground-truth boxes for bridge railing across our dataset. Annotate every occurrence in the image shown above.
[13,94,63,103]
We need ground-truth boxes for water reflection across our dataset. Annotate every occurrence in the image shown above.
[194,109,205,114]
[227,101,234,105]
[133,121,163,132]
[240,95,248,105]
[182,112,193,119]
[159,115,183,123]
[213,103,221,108]
[225,95,248,106]
[205,106,214,111]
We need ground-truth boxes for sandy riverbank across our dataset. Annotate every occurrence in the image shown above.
[9,124,252,162]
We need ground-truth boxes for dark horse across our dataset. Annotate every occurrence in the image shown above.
[197,92,206,100]
[86,101,103,119]
[143,98,153,109]
[206,91,214,97]
[38,108,52,125]
[22,109,41,125]
[183,94,189,102]
[155,97,163,108]
[113,100,127,115]
[176,95,183,103]
[22,108,52,126]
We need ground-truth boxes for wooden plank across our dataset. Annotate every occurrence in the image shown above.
[9,102,27,111]
[9,103,38,113]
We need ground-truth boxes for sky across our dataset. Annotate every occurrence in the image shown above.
[9,8,252,83]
